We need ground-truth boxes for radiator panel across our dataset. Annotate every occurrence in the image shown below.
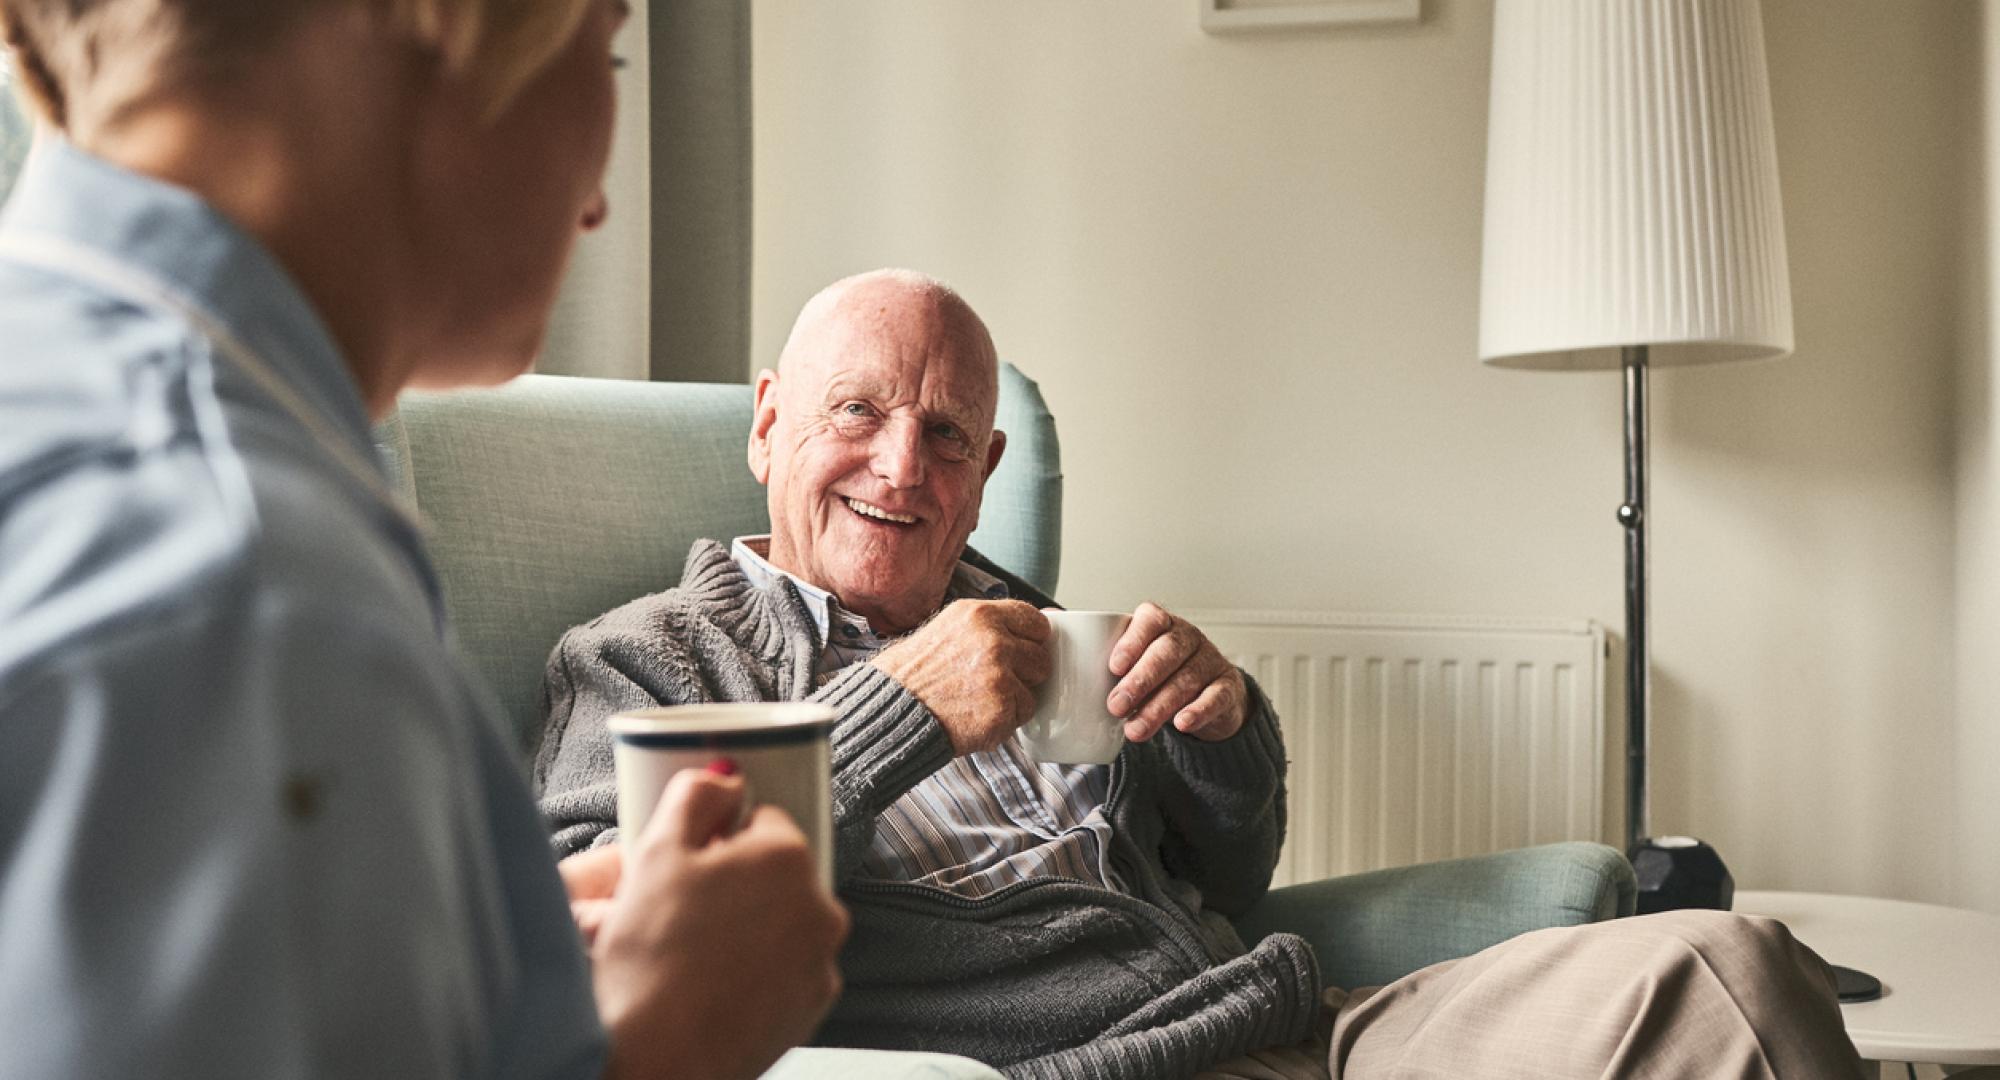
[1195,612,1608,887]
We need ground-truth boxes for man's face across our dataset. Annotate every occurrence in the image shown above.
[750,283,1005,635]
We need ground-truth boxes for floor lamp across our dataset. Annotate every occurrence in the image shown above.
[1476,0,1790,915]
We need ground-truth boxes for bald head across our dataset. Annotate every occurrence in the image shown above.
[777,269,998,386]
[749,269,1007,634]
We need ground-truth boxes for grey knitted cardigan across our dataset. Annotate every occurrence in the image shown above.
[534,541,1322,1079]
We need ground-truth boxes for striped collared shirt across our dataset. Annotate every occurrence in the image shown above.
[731,537,1123,896]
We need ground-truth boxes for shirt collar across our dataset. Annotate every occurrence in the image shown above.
[729,535,1011,645]
[951,556,1012,604]
[732,536,838,644]
[0,138,374,463]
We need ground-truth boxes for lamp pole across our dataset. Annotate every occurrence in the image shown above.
[1616,345,1739,916]
[1618,344,1650,853]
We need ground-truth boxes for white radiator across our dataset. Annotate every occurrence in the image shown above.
[1191,611,1608,888]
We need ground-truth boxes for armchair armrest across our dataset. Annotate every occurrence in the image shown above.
[1230,842,1635,991]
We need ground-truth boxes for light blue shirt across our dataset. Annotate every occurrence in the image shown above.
[0,142,604,1077]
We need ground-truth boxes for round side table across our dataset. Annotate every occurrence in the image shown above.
[1734,891,2000,1070]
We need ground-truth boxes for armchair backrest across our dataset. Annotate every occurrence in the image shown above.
[375,366,1061,750]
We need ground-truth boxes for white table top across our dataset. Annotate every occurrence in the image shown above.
[1734,890,2000,1065]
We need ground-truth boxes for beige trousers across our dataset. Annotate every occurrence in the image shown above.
[1198,911,1867,1080]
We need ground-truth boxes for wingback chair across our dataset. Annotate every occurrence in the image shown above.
[376,367,1634,1080]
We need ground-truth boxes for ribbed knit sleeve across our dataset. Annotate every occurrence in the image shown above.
[1148,673,1289,917]
[814,662,955,881]
[532,608,725,857]
[533,541,815,857]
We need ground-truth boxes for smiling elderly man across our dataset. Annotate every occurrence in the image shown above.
[533,269,1864,1080]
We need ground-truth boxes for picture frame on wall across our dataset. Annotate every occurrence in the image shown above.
[1199,0,1421,34]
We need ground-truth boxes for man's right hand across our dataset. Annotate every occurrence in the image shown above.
[587,769,849,1080]
[870,598,1052,756]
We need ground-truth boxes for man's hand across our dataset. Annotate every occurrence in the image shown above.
[1107,602,1248,744]
[870,599,1052,756]
[557,843,621,948]
[582,770,850,1080]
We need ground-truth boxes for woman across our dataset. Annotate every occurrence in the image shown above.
[0,2,845,1077]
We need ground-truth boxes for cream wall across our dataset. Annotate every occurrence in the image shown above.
[1961,2,2000,917]
[752,0,1979,908]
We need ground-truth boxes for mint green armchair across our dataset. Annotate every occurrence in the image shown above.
[378,371,1633,1080]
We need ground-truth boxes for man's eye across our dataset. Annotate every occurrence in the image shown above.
[842,403,871,417]
[931,426,976,462]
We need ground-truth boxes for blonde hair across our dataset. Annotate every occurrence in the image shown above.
[0,0,591,132]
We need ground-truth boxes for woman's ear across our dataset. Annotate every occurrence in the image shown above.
[3,20,70,130]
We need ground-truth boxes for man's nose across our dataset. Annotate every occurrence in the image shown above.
[871,419,926,488]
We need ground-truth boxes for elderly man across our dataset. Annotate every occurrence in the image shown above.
[535,269,1863,1080]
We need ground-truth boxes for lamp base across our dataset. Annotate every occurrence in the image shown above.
[1630,844,1882,1004]
[1630,836,1734,915]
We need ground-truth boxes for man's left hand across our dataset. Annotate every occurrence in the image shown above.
[1106,602,1246,744]
[558,844,623,947]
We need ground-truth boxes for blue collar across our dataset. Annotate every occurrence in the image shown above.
[0,138,372,460]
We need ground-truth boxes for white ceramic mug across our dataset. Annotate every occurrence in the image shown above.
[1021,609,1133,764]
[607,702,836,886]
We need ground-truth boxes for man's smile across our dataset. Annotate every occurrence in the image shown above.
[843,496,919,526]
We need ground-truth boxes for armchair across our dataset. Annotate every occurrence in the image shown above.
[377,369,1633,1079]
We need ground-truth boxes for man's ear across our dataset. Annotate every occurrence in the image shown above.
[983,429,1007,479]
[748,368,780,484]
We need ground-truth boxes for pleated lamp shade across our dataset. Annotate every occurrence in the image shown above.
[1479,0,1793,370]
